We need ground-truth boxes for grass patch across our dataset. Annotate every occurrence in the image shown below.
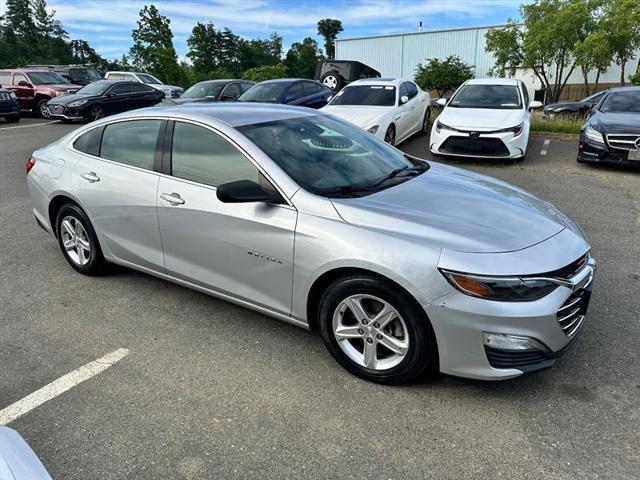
[430,109,584,135]
[530,112,584,134]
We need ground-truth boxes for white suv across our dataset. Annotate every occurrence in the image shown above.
[104,71,183,99]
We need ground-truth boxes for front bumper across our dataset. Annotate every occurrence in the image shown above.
[426,254,595,380]
[578,135,640,167]
[430,126,527,159]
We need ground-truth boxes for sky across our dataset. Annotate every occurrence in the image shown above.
[0,0,522,60]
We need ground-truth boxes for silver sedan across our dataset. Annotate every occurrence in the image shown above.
[26,103,595,383]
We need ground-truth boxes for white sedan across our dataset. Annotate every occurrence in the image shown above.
[321,78,431,145]
[430,78,542,160]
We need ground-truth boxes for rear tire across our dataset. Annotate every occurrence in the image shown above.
[88,105,104,122]
[55,203,106,275]
[318,274,437,384]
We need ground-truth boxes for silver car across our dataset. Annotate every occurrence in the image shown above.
[26,103,595,383]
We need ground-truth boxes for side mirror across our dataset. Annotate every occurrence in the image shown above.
[217,180,283,204]
[205,95,217,100]
[18,80,32,88]
[528,100,543,110]
[436,98,447,107]
[400,95,409,104]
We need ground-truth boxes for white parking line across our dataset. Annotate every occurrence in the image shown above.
[0,120,59,131]
[540,139,551,156]
[0,348,129,425]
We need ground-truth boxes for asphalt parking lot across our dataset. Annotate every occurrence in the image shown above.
[1,117,639,479]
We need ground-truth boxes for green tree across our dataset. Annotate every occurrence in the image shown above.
[630,70,640,86]
[284,37,324,78]
[317,18,343,59]
[239,33,283,72]
[0,0,38,66]
[601,0,640,85]
[414,55,474,97]
[486,0,593,103]
[186,22,220,78]
[129,5,181,84]
[574,30,612,95]
[242,63,288,82]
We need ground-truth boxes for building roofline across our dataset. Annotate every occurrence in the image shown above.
[336,23,521,43]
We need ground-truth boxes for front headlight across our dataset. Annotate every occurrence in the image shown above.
[68,99,88,108]
[440,270,558,302]
[584,125,604,144]
[366,125,379,135]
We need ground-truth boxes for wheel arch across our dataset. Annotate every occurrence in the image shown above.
[48,193,82,237]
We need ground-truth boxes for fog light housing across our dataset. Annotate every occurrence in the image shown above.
[482,332,549,352]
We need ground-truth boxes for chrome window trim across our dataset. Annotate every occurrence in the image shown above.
[67,115,295,209]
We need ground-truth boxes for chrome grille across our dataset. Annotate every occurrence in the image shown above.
[606,134,640,151]
[556,289,591,337]
[0,92,12,101]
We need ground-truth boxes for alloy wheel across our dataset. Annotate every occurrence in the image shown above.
[322,75,338,90]
[60,216,91,266]
[90,106,103,121]
[332,294,409,371]
[40,102,51,118]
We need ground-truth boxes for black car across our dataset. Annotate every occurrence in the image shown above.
[238,79,332,109]
[544,90,608,117]
[0,86,20,123]
[578,86,640,167]
[174,79,254,104]
[314,60,381,92]
[46,80,164,122]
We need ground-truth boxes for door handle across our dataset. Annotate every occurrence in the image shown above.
[80,172,100,183]
[160,192,185,205]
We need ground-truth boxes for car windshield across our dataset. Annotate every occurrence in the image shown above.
[75,81,111,96]
[138,74,162,84]
[238,82,290,103]
[599,91,640,113]
[237,115,428,197]
[583,90,605,103]
[69,68,101,82]
[181,82,225,99]
[26,71,68,85]
[330,85,396,107]
[449,85,522,109]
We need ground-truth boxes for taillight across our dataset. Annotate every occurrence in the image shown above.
[26,158,36,174]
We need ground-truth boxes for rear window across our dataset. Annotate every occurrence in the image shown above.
[330,85,396,107]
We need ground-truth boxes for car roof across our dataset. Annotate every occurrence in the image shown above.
[255,78,318,84]
[465,78,520,86]
[0,69,52,74]
[347,78,406,87]
[608,86,640,93]
[104,102,320,127]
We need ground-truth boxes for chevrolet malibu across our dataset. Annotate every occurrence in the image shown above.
[26,103,595,384]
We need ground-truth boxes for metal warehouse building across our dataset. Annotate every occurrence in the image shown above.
[335,25,638,100]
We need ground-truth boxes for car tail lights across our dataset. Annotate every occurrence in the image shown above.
[26,157,36,174]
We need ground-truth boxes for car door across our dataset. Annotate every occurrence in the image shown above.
[300,81,329,109]
[72,119,165,271]
[406,82,423,132]
[136,83,162,107]
[11,73,35,110]
[156,120,297,315]
[397,82,421,140]
[104,83,135,114]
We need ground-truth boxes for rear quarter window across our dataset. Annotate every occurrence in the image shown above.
[73,127,103,156]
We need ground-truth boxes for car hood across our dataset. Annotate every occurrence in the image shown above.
[48,93,96,105]
[545,101,580,110]
[172,97,207,104]
[46,83,81,92]
[331,162,566,254]
[438,107,524,130]
[322,105,391,128]
[590,111,640,133]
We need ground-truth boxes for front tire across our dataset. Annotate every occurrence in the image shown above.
[420,108,431,135]
[319,274,437,384]
[384,125,396,146]
[88,105,104,122]
[37,98,51,118]
[55,203,106,275]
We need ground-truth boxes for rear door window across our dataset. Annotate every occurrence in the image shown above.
[100,120,162,170]
[286,82,304,100]
[73,127,103,156]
